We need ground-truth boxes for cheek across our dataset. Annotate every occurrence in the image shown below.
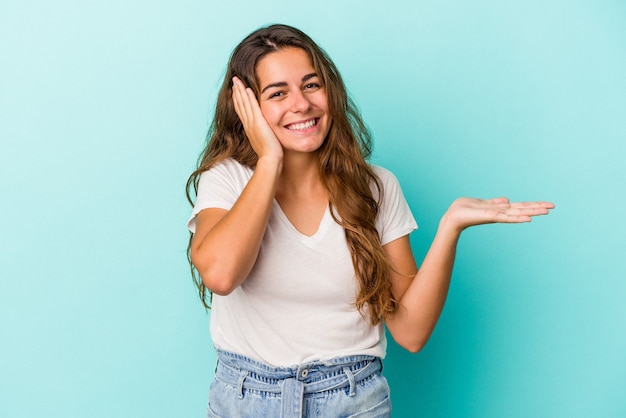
[259,104,281,126]
[316,90,329,107]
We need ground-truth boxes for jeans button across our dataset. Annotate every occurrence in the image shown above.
[301,369,309,378]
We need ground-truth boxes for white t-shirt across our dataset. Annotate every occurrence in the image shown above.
[188,158,417,366]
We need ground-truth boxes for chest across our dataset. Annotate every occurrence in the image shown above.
[241,204,358,306]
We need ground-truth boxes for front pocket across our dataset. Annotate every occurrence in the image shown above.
[346,396,391,418]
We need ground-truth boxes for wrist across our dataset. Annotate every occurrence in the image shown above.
[255,155,283,175]
[438,210,464,239]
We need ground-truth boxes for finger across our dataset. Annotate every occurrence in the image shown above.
[509,201,556,210]
[244,86,262,120]
[496,214,533,223]
[487,197,510,205]
[239,88,255,121]
[235,77,259,121]
[504,207,551,216]
[231,78,246,120]
[232,77,253,122]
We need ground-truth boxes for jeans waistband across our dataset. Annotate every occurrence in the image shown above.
[214,349,382,398]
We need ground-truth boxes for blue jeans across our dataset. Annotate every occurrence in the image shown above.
[207,349,392,418]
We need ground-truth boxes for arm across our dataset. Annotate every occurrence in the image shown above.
[190,160,280,295]
[384,197,554,352]
[190,77,283,295]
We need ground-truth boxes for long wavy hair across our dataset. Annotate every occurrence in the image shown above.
[186,24,396,325]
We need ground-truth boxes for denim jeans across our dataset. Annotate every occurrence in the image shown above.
[207,349,391,418]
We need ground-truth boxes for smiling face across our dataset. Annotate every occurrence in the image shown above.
[255,47,331,156]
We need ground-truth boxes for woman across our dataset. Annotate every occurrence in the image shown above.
[186,24,553,417]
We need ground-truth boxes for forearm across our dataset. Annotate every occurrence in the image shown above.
[191,157,282,294]
[386,197,553,352]
[389,214,461,351]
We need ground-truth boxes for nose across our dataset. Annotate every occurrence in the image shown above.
[289,90,312,113]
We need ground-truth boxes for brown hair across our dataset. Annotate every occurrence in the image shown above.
[186,24,396,324]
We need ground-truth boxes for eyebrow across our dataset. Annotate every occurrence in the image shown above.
[260,72,319,94]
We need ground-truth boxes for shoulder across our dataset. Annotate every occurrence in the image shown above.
[189,159,253,231]
[202,157,253,175]
[195,158,254,201]
[370,164,396,181]
[369,164,402,192]
[199,158,254,184]
[369,164,418,242]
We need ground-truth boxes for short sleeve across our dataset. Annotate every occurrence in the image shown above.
[187,159,253,233]
[373,166,418,245]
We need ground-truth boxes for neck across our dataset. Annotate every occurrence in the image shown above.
[276,151,324,198]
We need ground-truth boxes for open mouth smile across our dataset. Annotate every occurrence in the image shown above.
[285,118,319,132]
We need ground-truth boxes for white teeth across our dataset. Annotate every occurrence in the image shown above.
[287,119,316,131]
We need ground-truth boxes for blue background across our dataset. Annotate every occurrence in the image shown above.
[1,1,624,417]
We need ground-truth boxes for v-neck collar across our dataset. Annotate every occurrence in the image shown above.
[272,200,333,246]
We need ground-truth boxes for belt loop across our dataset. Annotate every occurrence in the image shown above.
[237,370,249,399]
[280,378,304,418]
[343,367,356,397]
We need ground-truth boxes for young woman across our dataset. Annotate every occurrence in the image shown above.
[186,24,553,418]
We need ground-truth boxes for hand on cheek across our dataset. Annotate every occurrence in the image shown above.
[232,76,283,162]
